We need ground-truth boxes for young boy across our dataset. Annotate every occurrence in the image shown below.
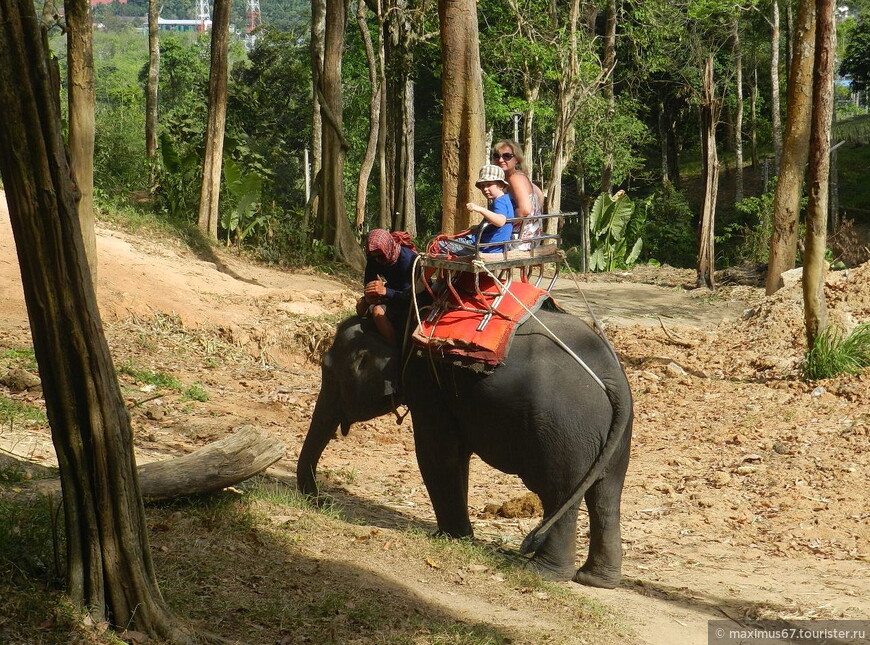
[440,165,515,255]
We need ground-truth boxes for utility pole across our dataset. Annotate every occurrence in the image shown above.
[196,0,210,29]
[245,0,261,50]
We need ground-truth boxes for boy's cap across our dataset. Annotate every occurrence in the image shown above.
[475,164,508,187]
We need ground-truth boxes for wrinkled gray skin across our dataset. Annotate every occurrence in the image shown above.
[297,310,632,588]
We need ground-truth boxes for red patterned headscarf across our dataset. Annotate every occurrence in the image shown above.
[366,229,416,264]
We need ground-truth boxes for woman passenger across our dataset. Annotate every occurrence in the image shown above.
[491,139,544,250]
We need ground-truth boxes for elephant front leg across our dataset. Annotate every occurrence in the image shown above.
[413,424,473,538]
[573,479,623,589]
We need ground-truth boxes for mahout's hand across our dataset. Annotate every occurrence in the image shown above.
[364,280,387,304]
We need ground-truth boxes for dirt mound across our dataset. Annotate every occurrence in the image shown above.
[720,262,870,378]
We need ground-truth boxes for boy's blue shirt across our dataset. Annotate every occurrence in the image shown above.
[478,193,514,252]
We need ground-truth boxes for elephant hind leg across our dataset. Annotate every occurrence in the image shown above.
[524,502,579,582]
[573,479,623,589]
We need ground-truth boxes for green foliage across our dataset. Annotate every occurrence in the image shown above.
[573,95,650,191]
[156,128,202,221]
[0,396,48,428]
[588,192,643,271]
[841,17,870,92]
[716,187,776,265]
[1,346,36,370]
[221,156,264,244]
[182,383,209,402]
[91,31,149,195]
[802,323,870,380]
[636,184,696,268]
[118,361,182,390]
[0,496,62,584]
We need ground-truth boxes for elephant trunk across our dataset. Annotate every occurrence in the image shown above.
[297,388,342,496]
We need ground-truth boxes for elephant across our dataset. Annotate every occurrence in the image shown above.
[297,306,633,589]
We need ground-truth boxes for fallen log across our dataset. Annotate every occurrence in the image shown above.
[7,426,286,501]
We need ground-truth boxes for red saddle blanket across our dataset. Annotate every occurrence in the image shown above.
[412,275,555,366]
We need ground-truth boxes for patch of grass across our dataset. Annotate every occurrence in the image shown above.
[0,395,48,428]
[245,477,346,520]
[1,346,36,365]
[148,491,527,645]
[181,382,209,402]
[0,495,62,584]
[117,360,182,391]
[802,322,870,380]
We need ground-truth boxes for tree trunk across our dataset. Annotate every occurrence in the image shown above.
[546,0,585,227]
[0,3,184,639]
[65,0,96,278]
[771,0,783,172]
[522,83,539,183]
[765,0,816,295]
[438,0,486,233]
[28,426,286,501]
[305,0,325,232]
[658,97,669,184]
[750,64,759,168]
[829,106,839,232]
[319,0,365,267]
[376,4,389,230]
[733,18,744,204]
[146,0,160,183]
[803,0,834,348]
[697,56,719,290]
[354,0,381,235]
[599,0,616,195]
[383,0,419,235]
[197,0,232,240]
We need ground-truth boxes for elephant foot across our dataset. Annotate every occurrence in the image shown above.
[433,527,474,540]
[525,557,576,582]
[572,563,621,589]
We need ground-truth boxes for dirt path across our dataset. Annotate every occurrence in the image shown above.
[2,194,869,645]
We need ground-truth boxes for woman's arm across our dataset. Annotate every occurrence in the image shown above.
[507,172,534,217]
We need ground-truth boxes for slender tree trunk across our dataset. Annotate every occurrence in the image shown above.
[197,0,232,240]
[804,0,834,347]
[750,64,759,168]
[438,0,486,233]
[319,0,365,267]
[354,0,381,235]
[829,106,839,231]
[599,0,616,195]
[546,0,583,225]
[0,3,187,640]
[733,18,744,203]
[658,98,670,184]
[771,0,783,172]
[697,56,720,290]
[395,79,417,235]
[785,0,794,87]
[65,0,96,277]
[521,80,539,182]
[305,0,325,231]
[765,0,816,295]
[376,3,389,229]
[382,0,418,235]
[146,0,160,183]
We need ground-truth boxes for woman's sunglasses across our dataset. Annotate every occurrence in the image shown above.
[492,152,515,162]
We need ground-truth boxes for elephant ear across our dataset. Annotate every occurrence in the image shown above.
[350,347,399,398]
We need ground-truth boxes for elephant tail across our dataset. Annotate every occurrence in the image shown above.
[519,373,632,556]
